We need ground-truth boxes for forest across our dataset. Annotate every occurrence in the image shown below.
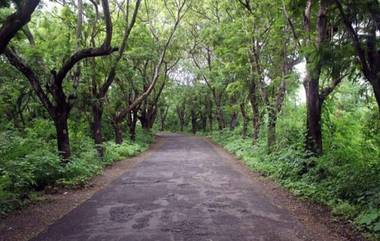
[0,0,379,240]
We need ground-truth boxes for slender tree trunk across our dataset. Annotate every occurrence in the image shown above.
[240,103,248,138]
[191,109,197,134]
[201,113,207,131]
[370,77,380,114]
[54,113,71,162]
[215,100,225,130]
[230,111,238,130]
[304,72,323,155]
[128,110,138,141]
[91,104,104,157]
[177,106,185,132]
[303,0,327,155]
[139,110,149,130]
[159,106,168,131]
[112,120,124,144]
[208,110,213,131]
[249,81,260,144]
[180,120,184,132]
[267,106,277,152]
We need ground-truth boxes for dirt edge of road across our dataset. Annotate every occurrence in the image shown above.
[202,136,367,241]
[0,136,163,241]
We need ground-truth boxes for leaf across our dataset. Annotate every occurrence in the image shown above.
[357,210,379,225]
[373,222,380,232]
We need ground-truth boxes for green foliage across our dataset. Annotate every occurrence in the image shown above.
[203,106,380,239]
[0,120,153,215]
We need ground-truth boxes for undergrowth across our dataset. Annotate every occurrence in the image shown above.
[201,128,380,240]
[0,119,153,216]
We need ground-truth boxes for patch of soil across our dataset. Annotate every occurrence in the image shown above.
[0,137,162,241]
[203,136,367,241]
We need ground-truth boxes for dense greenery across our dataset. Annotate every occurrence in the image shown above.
[0,120,153,214]
[1,0,380,239]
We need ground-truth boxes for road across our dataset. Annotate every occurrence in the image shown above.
[31,134,338,241]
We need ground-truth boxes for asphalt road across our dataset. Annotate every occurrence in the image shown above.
[31,134,329,241]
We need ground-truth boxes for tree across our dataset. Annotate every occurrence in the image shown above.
[283,0,349,155]
[4,0,116,162]
[89,0,141,157]
[335,0,380,114]
[110,0,188,144]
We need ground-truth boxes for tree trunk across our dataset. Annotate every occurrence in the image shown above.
[208,111,213,131]
[229,111,238,130]
[176,106,185,132]
[267,106,277,152]
[303,0,327,156]
[54,113,71,162]
[180,120,184,132]
[128,110,138,141]
[91,104,104,157]
[191,109,197,134]
[370,77,380,115]
[216,102,225,130]
[240,103,248,138]
[206,98,213,131]
[112,120,124,144]
[304,72,323,155]
[249,81,260,144]
[200,113,207,131]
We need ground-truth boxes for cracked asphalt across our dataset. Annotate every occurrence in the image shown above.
[30,134,332,241]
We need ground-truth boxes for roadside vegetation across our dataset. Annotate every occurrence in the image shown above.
[0,121,153,215]
[1,0,379,239]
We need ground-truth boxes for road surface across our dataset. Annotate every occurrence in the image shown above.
[31,134,337,241]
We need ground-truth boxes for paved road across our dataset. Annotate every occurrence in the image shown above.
[31,134,325,241]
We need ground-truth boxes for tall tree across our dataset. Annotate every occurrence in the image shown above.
[110,0,188,144]
[4,0,116,162]
[89,0,141,157]
[284,0,348,155]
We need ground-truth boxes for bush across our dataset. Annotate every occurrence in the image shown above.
[0,123,154,215]
[203,124,380,239]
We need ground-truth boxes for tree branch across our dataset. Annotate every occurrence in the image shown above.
[54,0,116,85]
[4,47,55,116]
[0,0,40,54]
[99,0,142,98]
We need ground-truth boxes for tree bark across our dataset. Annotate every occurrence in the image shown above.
[128,109,138,141]
[54,113,71,162]
[229,111,238,130]
[249,81,260,144]
[191,109,197,134]
[267,106,277,152]
[112,120,124,144]
[176,105,185,132]
[240,103,248,138]
[207,98,213,131]
[303,0,327,155]
[304,70,323,155]
[91,103,104,157]
[0,0,40,54]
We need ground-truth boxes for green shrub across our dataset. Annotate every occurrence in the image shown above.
[203,124,380,239]
[0,124,154,215]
